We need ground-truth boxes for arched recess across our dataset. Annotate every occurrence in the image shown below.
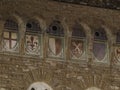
[46,20,65,59]
[70,22,86,60]
[70,20,92,62]
[25,19,42,55]
[93,26,110,63]
[2,14,24,53]
[2,18,19,52]
[24,16,47,57]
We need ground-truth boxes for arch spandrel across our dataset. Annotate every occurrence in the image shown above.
[70,21,92,63]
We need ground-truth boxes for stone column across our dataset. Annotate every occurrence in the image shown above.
[0,20,5,51]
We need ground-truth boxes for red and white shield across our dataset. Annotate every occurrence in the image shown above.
[3,32,18,50]
[4,39,17,49]
[48,38,63,57]
[71,40,83,58]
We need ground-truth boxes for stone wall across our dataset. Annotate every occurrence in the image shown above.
[0,0,120,90]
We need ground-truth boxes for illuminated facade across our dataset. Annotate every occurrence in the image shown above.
[0,0,120,90]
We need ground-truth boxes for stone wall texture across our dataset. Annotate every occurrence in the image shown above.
[0,0,120,90]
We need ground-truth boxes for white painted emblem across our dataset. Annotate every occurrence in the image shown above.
[71,40,83,58]
[28,82,53,90]
[26,35,40,54]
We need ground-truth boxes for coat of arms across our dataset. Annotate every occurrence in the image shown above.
[71,40,83,59]
[93,42,106,61]
[3,32,18,51]
[26,35,40,54]
[48,38,63,57]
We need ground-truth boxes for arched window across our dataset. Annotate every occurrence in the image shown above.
[47,20,64,58]
[3,19,19,52]
[70,23,86,60]
[93,27,108,62]
[25,20,42,55]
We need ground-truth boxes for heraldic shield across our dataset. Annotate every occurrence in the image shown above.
[4,39,17,50]
[115,47,120,62]
[3,32,18,50]
[93,42,106,61]
[26,35,40,54]
[48,37,63,57]
[71,39,84,58]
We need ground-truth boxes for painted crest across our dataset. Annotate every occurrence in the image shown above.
[4,40,17,50]
[93,42,106,61]
[26,35,40,54]
[71,40,83,58]
[3,32,18,51]
[115,47,120,62]
[48,38,63,57]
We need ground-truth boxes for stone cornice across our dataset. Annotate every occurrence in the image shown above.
[53,0,120,10]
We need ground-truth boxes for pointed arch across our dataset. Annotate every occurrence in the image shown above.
[2,14,24,53]
[25,19,42,55]
[2,18,19,52]
[70,20,92,61]
[47,20,65,59]
[70,21,86,60]
[93,26,109,63]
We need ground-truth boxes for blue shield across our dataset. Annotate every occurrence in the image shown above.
[93,42,106,61]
